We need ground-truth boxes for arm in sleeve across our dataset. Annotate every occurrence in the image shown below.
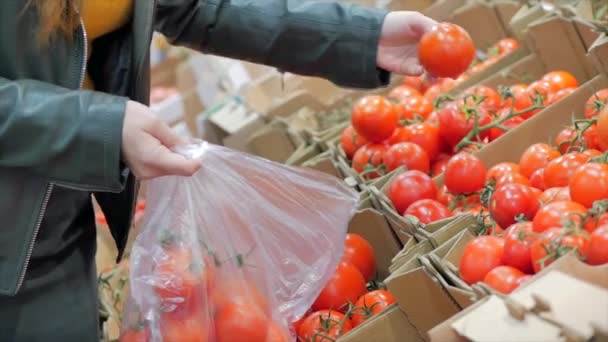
[154,0,390,89]
[0,77,128,192]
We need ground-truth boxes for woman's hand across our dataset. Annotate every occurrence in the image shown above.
[377,11,438,76]
[121,101,201,179]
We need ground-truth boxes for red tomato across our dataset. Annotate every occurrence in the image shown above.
[495,38,520,55]
[583,124,608,152]
[483,266,526,294]
[342,233,376,282]
[543,152,589,188]
[402,123,442,161]
[527,80,559,101]
[351,96,398,143]
[215,302,269,342]
[419,23,475,78]
[542,71,579,91]
[298,310,353,342]
[587,225,608,265]
[387,170,437,214]
[584,213,608,234]
[162,317,210,342]
[532,200,586,233]
[495,172,530,189]
[519,143,561,178]
[431,154,450,176]
[503,222,537,274]
[388,85,422,102]
[500,84,527,109]
[554,127,585,154]
[529,168,546,190]
[599,108,608,146]
[404,199,453,224]
[490,184,540,229]
[584,149,604,158]
[399,95,433,120]
[464,85,501,113]
[351,290,396,327]
[584,88,608,119]
[539,187,571,205]
[153,248,206,320]
[487,162,520,182]
[459,236,505,285]
[489,112,524,141]
[211,280,270,316]
[352,144,387,179]
[444,152,487,194]
[386,127,409,145]
[265,323,290,342]
[530,228,590,273]
[292,311,310,336]
[312,262,367,312]
[548,87,576,105]
[403,76,427,93]
[436,185,454,206]
[120,327,151,342]
[423,84,443,103]
[569,163,608,208]
[383,142,430,173]
[340,125,369,159]
[438,104,490,148]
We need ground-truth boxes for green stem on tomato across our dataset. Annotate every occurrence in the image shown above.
[455,96,544,151]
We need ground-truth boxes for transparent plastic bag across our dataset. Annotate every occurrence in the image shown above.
[120,140,358,342]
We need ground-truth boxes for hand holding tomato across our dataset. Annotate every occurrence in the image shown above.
[377,11,438,76]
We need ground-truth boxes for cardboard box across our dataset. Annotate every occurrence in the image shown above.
[428,255,608,342]
[338,305,425,342]
[348,208,404,280]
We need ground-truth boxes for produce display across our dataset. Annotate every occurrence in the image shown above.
[97,2,608,341]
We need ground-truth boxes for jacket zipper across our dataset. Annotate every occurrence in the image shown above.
[14,20,89,293]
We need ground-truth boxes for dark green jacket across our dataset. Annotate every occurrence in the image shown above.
[0,0,389,297]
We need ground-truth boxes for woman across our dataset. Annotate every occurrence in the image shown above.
[0,0,436,340]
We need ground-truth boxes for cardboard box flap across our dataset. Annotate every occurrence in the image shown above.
[337,305,425,342]
[265,90,326,119]
[588,33,608,76]
[422,0,467,21]
[509,271,608,339]
[525,15,596,82]
[384,0,433,12]
[428,214,477,247]
[246,125,298,162]
[389,240,434,274]
[348,208,403,280]
[387,261,462,336]
[302,156,342,178]
[451,295,564,342]
[451,1,508,51]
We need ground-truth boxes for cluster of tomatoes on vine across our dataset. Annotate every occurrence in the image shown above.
[292,233,395,342]
[384,87,608,296]
[341,67,583,185]
[121,234,293,342]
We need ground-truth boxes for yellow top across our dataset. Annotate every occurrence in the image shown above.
[81,0,134,89]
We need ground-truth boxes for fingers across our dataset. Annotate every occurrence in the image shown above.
[138,146,201,179]
[153,149,202,177]
[148,118,187,148]
[408,12,438,38]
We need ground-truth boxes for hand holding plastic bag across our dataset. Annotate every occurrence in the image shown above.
[120,141,358,342]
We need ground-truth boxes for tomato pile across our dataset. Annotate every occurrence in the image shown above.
[343,67,584,188]
[120,239,292,342]
[294,233,396,341]
[437,93,608,294]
